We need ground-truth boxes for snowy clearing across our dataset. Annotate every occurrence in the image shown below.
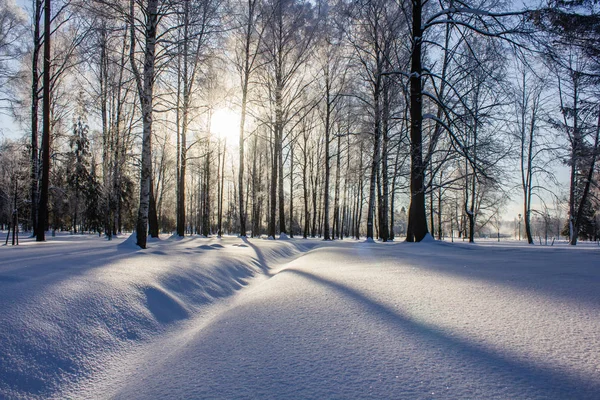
[1,234,599,399]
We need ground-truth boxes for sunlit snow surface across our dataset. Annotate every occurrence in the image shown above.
[1,233,599,399]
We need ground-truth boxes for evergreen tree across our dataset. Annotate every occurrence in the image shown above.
[67,115,91,233]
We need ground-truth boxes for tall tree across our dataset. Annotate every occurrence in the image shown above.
[317,14,347,240]
[262,0,316,238]
[129,0,158,249]
[175,0,219,237]
[514,64,549,244]
[346,0,403,241]
[30,0,43,236]
[233,0,266,237]
[534,0,600,244]
[36,0,51,241]
[404,0,529,242]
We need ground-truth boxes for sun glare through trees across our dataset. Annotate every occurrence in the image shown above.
[210,108,242,145]
[0,0,598,246]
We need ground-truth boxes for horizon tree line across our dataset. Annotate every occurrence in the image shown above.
[0,0,598,247]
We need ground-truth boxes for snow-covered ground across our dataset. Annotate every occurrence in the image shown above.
[1,233,599,399]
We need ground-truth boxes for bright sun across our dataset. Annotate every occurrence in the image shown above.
[210,108,241,144]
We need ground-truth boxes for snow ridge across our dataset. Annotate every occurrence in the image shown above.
[0,234,316,399]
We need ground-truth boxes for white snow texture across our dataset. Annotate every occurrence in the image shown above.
[0,233,599,399]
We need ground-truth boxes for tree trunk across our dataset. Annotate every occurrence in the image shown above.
[36,0,51,242]
[132,0,158,249]
[406,0,428,242]
[572,108,600,244]
[31,0,42,237]
[278,129,286,235]
[340,133,350,239]
[239,87,247,237]
[468,103,479,243]
[356,141,365,239]
[366,78,382,240]
[238,0,257,237]
[202,139,211,236]
[269,126,277,238]
[437,180,443,240]
[289,140,294,237]
[251,134,259,237]
[99,25,112,239]
[148,182,159,237]
[323,87,331,240]
[389,128,402,240]
[333,132,341,239]
[380,87,390,242]
[302,131,310,238]
[218,140,226,236]
[311,170,318,238]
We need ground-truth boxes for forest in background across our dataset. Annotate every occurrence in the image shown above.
[0,0,599,247]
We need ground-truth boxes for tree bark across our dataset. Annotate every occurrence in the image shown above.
[333,132,341,239]
[202,135,211,236]
[278,129,286,235]
[218,139,226,236]
[366,76,382,240]
[380,86,390,242]
[36,0,51,242]
[176,2,190,237]
[406,0,429,242]
[132,0,158,249]
[30,0,42,237]
[572,108,600,244]
[269,126,277,238]
[323,87,332,240]
[251,134,260,237]
[148,181,159,237]
[289,140,295,237]
[302,130,310,238]
[238,88,247,236]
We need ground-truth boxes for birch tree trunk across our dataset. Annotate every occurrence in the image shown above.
[131,0,158,249]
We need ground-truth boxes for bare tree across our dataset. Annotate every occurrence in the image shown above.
[553,50,600,244]
[128,0,159,248]
[175,0,220,237]
[404,0,529,242]
[232,0,266,237]
[316,11,347,240]
[512,62,558,244]
[261,0,316,238]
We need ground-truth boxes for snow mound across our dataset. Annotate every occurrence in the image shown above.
[420,233,435,243]
[0,236,315,399]
[75,240,600,399]
[118,232,142,249]
[4,237,599,399]
[168,233,184,240]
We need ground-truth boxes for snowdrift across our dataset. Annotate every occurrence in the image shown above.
[1,234,599,399]
[0,233,316,399]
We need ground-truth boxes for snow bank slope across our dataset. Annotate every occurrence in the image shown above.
[0,234,315,399]
[100,240,600,400]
